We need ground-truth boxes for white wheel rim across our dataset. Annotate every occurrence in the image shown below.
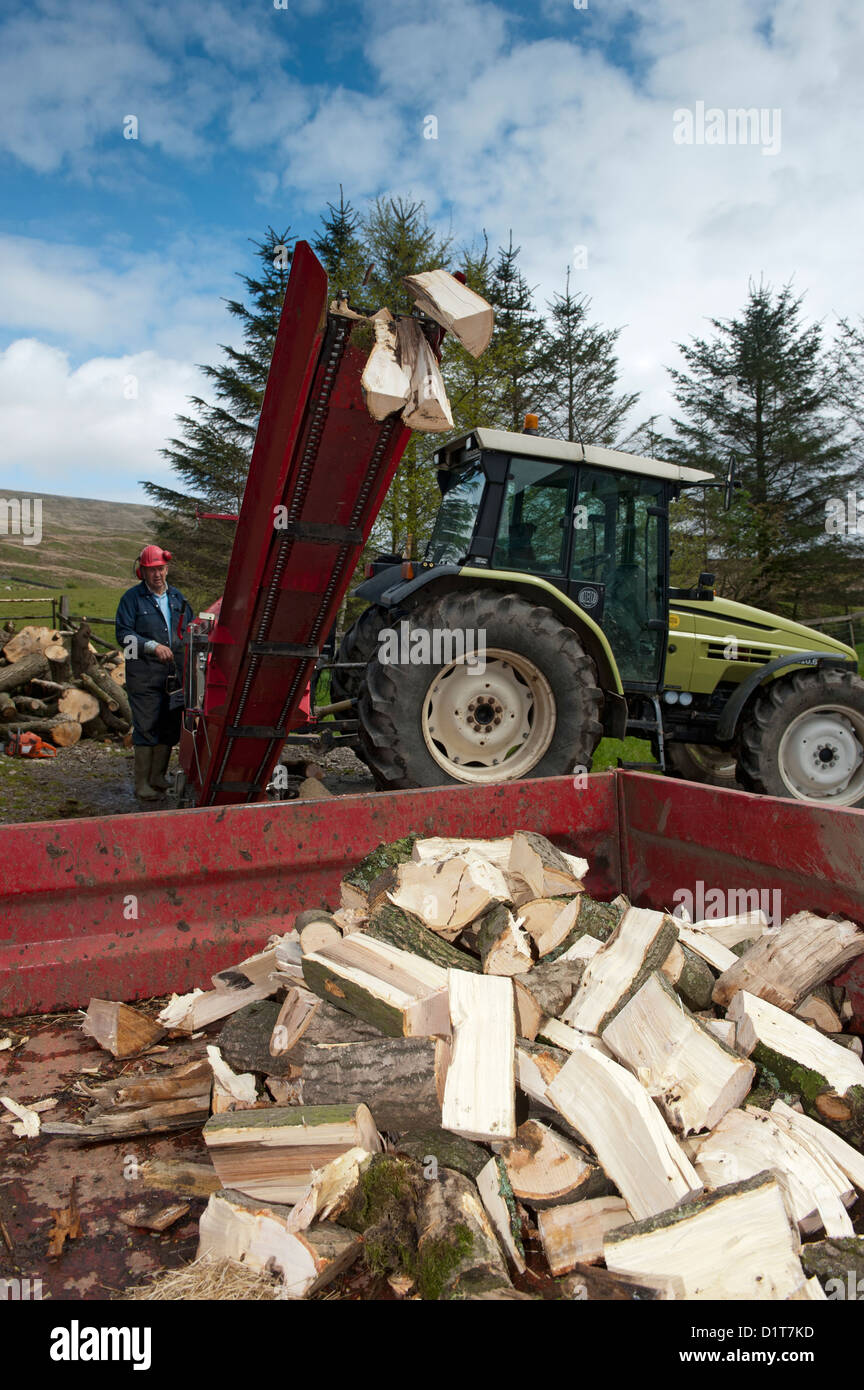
[776,704,864,805]
[421,649,557,784]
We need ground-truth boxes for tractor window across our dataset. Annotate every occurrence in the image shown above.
[493,458,574,574]
[571,467,665,683]
[425,462,486,563]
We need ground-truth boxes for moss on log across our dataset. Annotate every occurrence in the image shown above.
[396,1128,488,1180]
[365,902,480,972]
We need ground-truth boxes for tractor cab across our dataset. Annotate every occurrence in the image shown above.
[426,427,715,693]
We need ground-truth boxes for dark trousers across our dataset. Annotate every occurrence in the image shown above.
[126,661,182,748]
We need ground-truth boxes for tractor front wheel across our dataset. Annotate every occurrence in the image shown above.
[738,667,864,808]
[357,590,604,790]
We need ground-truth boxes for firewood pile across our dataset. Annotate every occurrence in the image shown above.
[0,621,131,749]
[39,831,864,1300]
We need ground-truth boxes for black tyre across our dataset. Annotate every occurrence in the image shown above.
[329,605,390,705]
[665,742,742,790]
[737,667,864,807]
[357,589,604,790]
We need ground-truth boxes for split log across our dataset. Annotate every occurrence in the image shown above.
[403,269,495,358]
[416,1167,516,1299]
[692,1106,854,1237]
[558,1264,676,1301]
[300,920,342,955]
[513,959,586,1040]
[5,714,81,746]
[509,831,586,901]
[43,1088,210,1141]
[198,1190,361,1298]
[728,989,864,1144]
[139,1159,222,1198]
[206,1045,258,1114]
[293,1037,445,1132]
[218,999,383,1076]
[497,1118,605,1208]
[0,651,50,693]
[157,980,276,1033]
[515,1040,569,1107]
[203,1104,382,1204]
[339,834,418,910]
[285,1147,374,1232]
[463,903,533,975]
[302,934,450,1037]
[604,1172,806,1300]
[713,911,864,1011]
[560,906,679,1034]
[519,897,582,958]
[602,972,755,1134]
[770,1098,864,1194]
[539,1196,632,1273]
[677,923,737,973]
[545,1041,702,1220]
[387,855,512,939]
[692,909,769,948]
[411,836,513,870]
[118,1202,190,1232]
[556,933,603,964]
[361,310,412,419]
[535,1017,613,1057]
[476,1156,525,1273]
[364,902,480,972]
[397,318,453,432]
[81,999,166,1058]
[86,664,132,724]
[212,944,281,992]
[442,971,516,1141]
[269,987,321,1055]
[660,940,716,1011]
[704,1019,738,1048]
[796,990,843,1034]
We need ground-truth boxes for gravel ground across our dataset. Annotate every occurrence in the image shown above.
[0,738,374,825]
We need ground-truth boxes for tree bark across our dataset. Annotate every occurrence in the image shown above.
[0,651,49,693]
[70,621,94,678]
[87,664,132,724]
[297,1037,443,1133]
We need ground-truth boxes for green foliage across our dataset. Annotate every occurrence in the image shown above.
[666,281,864,613]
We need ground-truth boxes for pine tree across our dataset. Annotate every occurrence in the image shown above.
[666,282,863,615]
[538,270,639,445]
[311,187,366,306]
[142,228,294,606]
[485,235,547,430]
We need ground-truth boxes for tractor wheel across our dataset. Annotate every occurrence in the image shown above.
[329,606,390,705]
[665,742,742,790]
[737,667,864,807]
[357,590,604,790]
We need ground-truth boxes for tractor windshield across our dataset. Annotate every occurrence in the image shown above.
[425,462,486,563]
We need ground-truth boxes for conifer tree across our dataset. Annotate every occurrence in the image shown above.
[312,187,366,306]
[538,270,638,445]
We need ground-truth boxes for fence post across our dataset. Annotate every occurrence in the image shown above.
[59,595,69,622]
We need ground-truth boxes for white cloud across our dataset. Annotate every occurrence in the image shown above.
[0,339,206,502]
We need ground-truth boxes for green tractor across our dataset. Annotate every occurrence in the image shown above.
[330,424,864,807]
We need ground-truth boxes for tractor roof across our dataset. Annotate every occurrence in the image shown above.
[435,428,716,486]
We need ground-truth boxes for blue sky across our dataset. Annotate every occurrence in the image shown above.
[1,0,862,501]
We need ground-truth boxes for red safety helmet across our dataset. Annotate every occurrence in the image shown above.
[135,544,172,579]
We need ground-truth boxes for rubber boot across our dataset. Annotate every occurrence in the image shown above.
[149,744,172,791]
[133,746,160,801]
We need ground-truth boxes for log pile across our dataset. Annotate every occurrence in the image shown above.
[46,831,864,1300]
[0,621,131,750]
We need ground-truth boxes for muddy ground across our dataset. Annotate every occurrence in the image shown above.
[0,739,375,825]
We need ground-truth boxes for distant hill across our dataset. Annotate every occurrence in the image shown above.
[0,490,156,589]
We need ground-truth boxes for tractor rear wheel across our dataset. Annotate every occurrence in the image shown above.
[329,605,390,705]
[665,742,742,790]
[357,590,604,790]
[737,667,864,807]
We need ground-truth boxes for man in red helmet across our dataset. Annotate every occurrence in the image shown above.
[115,546,193,801]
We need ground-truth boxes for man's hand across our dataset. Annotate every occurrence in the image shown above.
[154,644,173,663]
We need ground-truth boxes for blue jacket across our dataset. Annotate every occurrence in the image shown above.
[115,582,193,682]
